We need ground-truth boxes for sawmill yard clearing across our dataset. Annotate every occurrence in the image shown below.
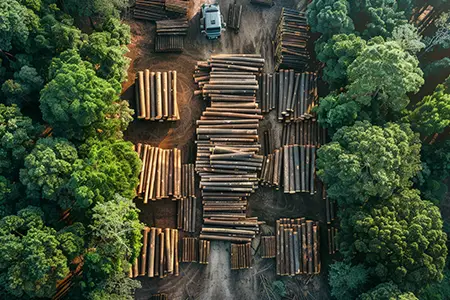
[122,0,331,299]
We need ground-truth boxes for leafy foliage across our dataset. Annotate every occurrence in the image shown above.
[341,189,447,291]
[64,0,128,19]
[389,24,425,54]
[0,0,35,51]
[329,262,368,300]
[1,66,44,107]
[307,0,354,38]
[359,282,418,300]
[20,137,77,208]
[361,0,407,39]
[317,121,421,206]
[419,269,450,300]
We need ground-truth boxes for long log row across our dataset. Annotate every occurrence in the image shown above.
[280,119,325,147]
[227,1,243,32]
[328,226,339,255]
[199,239,211,264]
[156,19,189,35]
[276,218,320,276]
[261,236,276,258]
[134,0,168,21]
[258,71,318,120]
[323,186,337,224]
[177,164,196,232]
[181,237,198,262]
[135,70,180,120]
[165,0,189,15]
[135,144,182,202]
[200,217,262,242]
[131,227,179,278]
[193,54,264,99]
[155,35,184,52]
[150,294,168,300]
[231,242,252,269]
[274,8,311,71]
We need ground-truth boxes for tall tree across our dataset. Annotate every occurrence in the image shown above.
[359,282,418,300]
[1,66,44,107]
[328,262,369,300]
[307,0,354,38]
[361,0,408,39]
[0,0,35,51]
[317,121,421,206]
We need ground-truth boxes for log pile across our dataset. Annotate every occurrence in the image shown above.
[134,0,168,21]
[328,226,339,255]
[231,242,252,269]
[193,54,265,243]
[135,70,180,120]
[155,19,187,52]
[274,8,310,71]
[251,0,274,7]
[131,227,179,278]
[276,218,321,276]
[258,71,318,121]
[156,19,189,35]
[135,144,182,202]
[199,239,211,264]
[177,164,197,232]
[261,236,276,258]
[323,187,336,225]
[259,120,325,194]
[150,294,168,300]
[165,0,189,15]
[155,35,185,52]
[181,237,198,262]
[227,1,243,33]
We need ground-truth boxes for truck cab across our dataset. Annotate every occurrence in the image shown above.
[200,4,226,39]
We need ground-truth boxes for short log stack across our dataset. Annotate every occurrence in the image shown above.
[155,35,185,52]
[227,1,243,33]
[323,187,336,225]
[135,144,182,202]
[181,237,198,262]
[156,19,189,35]
[131,227,179,278]
[274,8,310,71]
[261,236,276,258]
[150,294,168,300]
[199,239,211,264]
[155,19,187,52]
[276,218,320,276]
[135,70,180,121]
[165,0,189,15]
[258,71,318,121]
[259,120,325,194]
[328,226,339,255]
[177,164,197,232]
[231,242,252,269]
[134,0,168,21]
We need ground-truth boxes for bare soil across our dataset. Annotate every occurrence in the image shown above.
[122,0,332,299]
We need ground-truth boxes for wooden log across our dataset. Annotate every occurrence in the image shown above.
[293,231,300,274]
[162,72,168,119]
[139,145,149,194]
[302,222,307,274]
[283,145,289,193]
[156,72,163,120]
[310,146,316,195]
[156,148,162,199]
[138,71,145,119]
[150,72,156,120]
[160,230,165,278]
[145,69,151,120]
[148,227,156,277]
[289,145,295,194]
[307,220,313,274]
[313,224,319,274]
[140,227,150,276]
[144,147,155,203]
[135,76,140,119]
[133,257,139,278]
[154,228,161,277]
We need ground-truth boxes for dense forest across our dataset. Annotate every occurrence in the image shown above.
[308,0,450,299]
[0,0,449,299]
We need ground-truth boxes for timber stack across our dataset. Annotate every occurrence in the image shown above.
[155,19,187,52]
[231,242,252,269]
[274,8,310,71]
[227,1,243,33]
[135,70,180,121]
[251,0,274,6]
[199,239,211,264]
[259,120,325,194]
[323,187,336,225]
[135,144,182,202]
[328,226,339,255]
[177,163,197,232]
[181,237,198,262]
[276,218,321,276]
[150,294,168,300]
[258,71,318,120]
[134,0,168,21]
[165,0,189,15]
[261,236,276,258]
[131,227,180,278]
[193,54,265,243]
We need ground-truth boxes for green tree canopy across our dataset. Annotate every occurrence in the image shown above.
[68,139,141,210]
[0,104,41,179]
[63,0,128,19]
[0,0,35,51]
[410,77,450,136]
[317,121,421,206]
[0,206,78,298]
[1,66,44,107]
[20,137,78,208]
[329,262,369,300]
[361,0,407,39]
[389,24,425,54]
[341,189,447,291]
[359,282,418,300]
[316,33,367,89]
[307,0,354,38]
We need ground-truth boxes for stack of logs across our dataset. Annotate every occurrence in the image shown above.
[181,237,198,262]
[134,0,167,21]
[155,19,188,52]
[193,54,264,243]
[261,236,276,258]
[259,120,325,194]
[150,294,168,300]
[227,1,243,33]
[135,70,180,121]
[136,144,182,202]
[165,0,189,15]
[258,71,318,121]
[276,218,320,276]
[324,187,339,255]
[231,242,252,269]
[177,164,197,232]
[275,8,310,71]
[131,227,179,278]
[199,239,211,264]
[328,226,338,255]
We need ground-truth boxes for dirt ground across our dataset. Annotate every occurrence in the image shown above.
[121,0,332,298]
